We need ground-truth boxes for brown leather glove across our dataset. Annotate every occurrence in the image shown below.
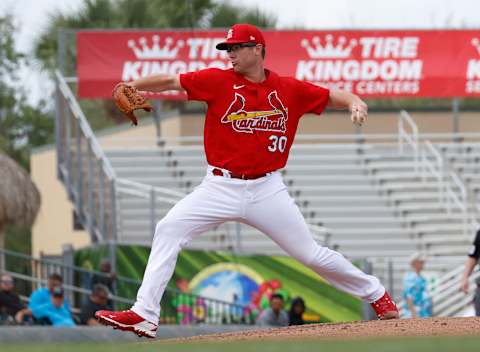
[112,83,153,125]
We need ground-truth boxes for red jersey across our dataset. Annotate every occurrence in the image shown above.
[179,68,329,175]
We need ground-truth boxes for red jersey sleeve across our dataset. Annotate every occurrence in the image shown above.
[179,68,223,102]
[297,80,330,116]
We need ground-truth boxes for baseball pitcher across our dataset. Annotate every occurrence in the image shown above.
[97,24,399,338]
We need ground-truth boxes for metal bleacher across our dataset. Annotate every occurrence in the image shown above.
[108,145,331,254]
[106,137,474,258]
[106,142,414,259]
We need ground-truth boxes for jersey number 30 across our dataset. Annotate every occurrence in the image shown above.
[268,135,287,153]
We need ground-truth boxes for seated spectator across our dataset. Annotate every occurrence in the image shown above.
[80,284,110,326]
[30,286,75,327]
[91,259,116,294]
[29,273,69,312]
[288,297,306,326]
[255,293,289,327]
[0,274,32,325]
[402,252,433,318]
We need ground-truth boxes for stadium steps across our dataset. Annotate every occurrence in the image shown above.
[364,148,471,257]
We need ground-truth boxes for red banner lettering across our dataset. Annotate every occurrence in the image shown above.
[77,30,480,99]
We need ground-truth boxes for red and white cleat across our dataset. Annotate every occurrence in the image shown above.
[95,310,157,338]
[370,291,399,320]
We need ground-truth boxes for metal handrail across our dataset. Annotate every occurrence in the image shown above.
[116,178,185,198]
[0,248,138,285]
[419,140,472,236]
[116,182,181,237]
[422,140,445,205]
[432,270,480,316]
[55,71,116,180]
[431,264,465,293]
[398,110,419,172]
[3,270,136,305]
[55,69,118,246]
[446,172,469,236]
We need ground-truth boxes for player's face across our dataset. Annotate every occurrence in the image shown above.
[227,43,262,73]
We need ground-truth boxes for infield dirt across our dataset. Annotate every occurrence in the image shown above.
[168,317,480,343]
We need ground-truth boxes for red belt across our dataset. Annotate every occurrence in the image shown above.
[212,168,268,180]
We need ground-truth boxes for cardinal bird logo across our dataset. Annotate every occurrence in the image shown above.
[221,91,288,134]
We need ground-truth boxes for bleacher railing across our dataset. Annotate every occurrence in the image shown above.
[421,140,445,205]
[398,110,419,172]
[397,113,473,237]
[419,141,471,236]
[116,178,184,238]
[55,70,117,245]
[0,248,252,325]
[430,264,480,317]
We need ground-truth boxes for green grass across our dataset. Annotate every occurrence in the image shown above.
[2,336,480,352]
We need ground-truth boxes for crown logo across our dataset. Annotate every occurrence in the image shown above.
[128,35,184,60]
[301,35,357,59]
[472,38,480,56]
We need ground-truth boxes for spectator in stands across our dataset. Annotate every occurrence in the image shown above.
[91,259,116,295]
[459,228,480,316]
[288,297,306,326]
[0,274,32,325]
[402,252,432,318]
[255,293,289,327]
[29,286,75,327]
[28,273,69,313]
[80,284,110,325]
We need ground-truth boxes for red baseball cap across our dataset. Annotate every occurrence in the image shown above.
[216,24,266,50]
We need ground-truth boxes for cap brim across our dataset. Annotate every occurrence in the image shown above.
[216,40,247,50]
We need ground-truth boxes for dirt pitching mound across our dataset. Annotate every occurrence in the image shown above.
[170,317,480,343]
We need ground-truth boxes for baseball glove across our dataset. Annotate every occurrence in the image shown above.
[112,83,153,126]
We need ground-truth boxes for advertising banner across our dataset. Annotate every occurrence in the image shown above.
[77,29,480,98]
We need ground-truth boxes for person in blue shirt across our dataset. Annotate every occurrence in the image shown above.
[29,286,75,327]
[402,252,433,318]
[28,273,73,326]
[29,273,68,311]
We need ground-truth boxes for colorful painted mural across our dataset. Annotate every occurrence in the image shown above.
[75,246,362,323]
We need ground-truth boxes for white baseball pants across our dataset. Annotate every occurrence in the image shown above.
[131,166,385,323]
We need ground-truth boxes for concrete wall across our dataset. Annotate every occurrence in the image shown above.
[0,325,257,342]
[30,147,90,258]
